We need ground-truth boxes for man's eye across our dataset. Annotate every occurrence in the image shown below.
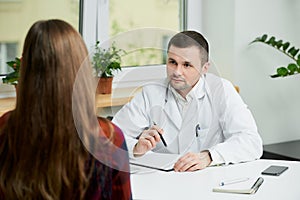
[169,60,177,65]
[184,63,191,68]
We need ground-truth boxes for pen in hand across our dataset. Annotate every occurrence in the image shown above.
[153,121,167,147]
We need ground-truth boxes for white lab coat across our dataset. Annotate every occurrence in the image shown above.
[112,73,263,165]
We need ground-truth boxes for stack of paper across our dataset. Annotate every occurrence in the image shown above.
[130,152,180,173]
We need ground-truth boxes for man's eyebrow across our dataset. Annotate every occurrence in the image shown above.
[183,61,193,65]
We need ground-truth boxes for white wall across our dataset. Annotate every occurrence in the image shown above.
[195,0,300,144]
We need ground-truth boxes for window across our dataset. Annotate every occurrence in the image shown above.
[108,0,183,67]
[1,0,201,95]
[0,43,17,74]
[0,0,80,95]
[0,0,80,75]
[82,0,185,67]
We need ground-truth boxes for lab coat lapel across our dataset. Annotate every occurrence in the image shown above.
[163,91,182,130]
[177,78,208,153]
[178,97,198,153]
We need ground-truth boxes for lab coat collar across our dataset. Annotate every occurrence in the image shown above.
[191,76,206,100]
[170,76,206,101]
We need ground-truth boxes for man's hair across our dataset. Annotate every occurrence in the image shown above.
[167,30,209,65]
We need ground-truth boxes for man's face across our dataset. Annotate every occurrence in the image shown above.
[166,45,208,96]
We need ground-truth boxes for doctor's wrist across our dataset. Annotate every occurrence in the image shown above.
[207,149,226,166]
[133,143,145,157]
[200,150,212,167]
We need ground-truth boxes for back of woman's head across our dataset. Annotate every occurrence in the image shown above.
[0,19,97,200]
[20,19,91,115]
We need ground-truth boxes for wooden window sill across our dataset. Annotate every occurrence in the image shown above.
[0,87,141,116]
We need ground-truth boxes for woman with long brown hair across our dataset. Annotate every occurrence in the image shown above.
[0,19,131,199]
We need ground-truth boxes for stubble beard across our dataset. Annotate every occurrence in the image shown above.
[169,77,191,92]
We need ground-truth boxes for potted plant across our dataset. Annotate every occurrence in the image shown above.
[2,57,21,93]
[250,34,300,78]
[92,41,125,94]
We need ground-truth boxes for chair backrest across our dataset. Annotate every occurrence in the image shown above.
[234,85,240,93]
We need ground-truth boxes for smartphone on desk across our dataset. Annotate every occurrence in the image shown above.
[261,165,288,176]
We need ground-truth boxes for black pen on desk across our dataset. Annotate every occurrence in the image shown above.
[153,121,167,147]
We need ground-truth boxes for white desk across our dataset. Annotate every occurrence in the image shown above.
[130,159,300,200]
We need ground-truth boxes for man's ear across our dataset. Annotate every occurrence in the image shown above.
[202,62,210,74]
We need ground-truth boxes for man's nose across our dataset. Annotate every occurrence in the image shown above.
[174,65,183,75]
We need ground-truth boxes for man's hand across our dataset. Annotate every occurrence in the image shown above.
[133,125,164,157]
[173,150,212,172]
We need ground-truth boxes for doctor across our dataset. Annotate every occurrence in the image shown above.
[112,30,263,172]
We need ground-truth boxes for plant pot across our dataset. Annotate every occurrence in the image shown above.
[96,77,113,94]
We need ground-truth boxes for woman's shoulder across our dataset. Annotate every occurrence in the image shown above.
[0,111,12,129]
[97,117,126,148]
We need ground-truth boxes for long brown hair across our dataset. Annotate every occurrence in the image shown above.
[0,19,99,199]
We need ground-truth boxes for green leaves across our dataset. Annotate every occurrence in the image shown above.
[92,41,125,78]
[251,34,300,78]
[2,57,21,85]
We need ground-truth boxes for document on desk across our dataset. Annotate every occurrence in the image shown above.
[130,152,180,173]
[212,177,264,194]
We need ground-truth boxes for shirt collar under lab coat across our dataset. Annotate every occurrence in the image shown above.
[169,75,206,102]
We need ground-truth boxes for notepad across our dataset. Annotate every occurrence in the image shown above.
[129,152,180,173]
[212,177,264,194]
